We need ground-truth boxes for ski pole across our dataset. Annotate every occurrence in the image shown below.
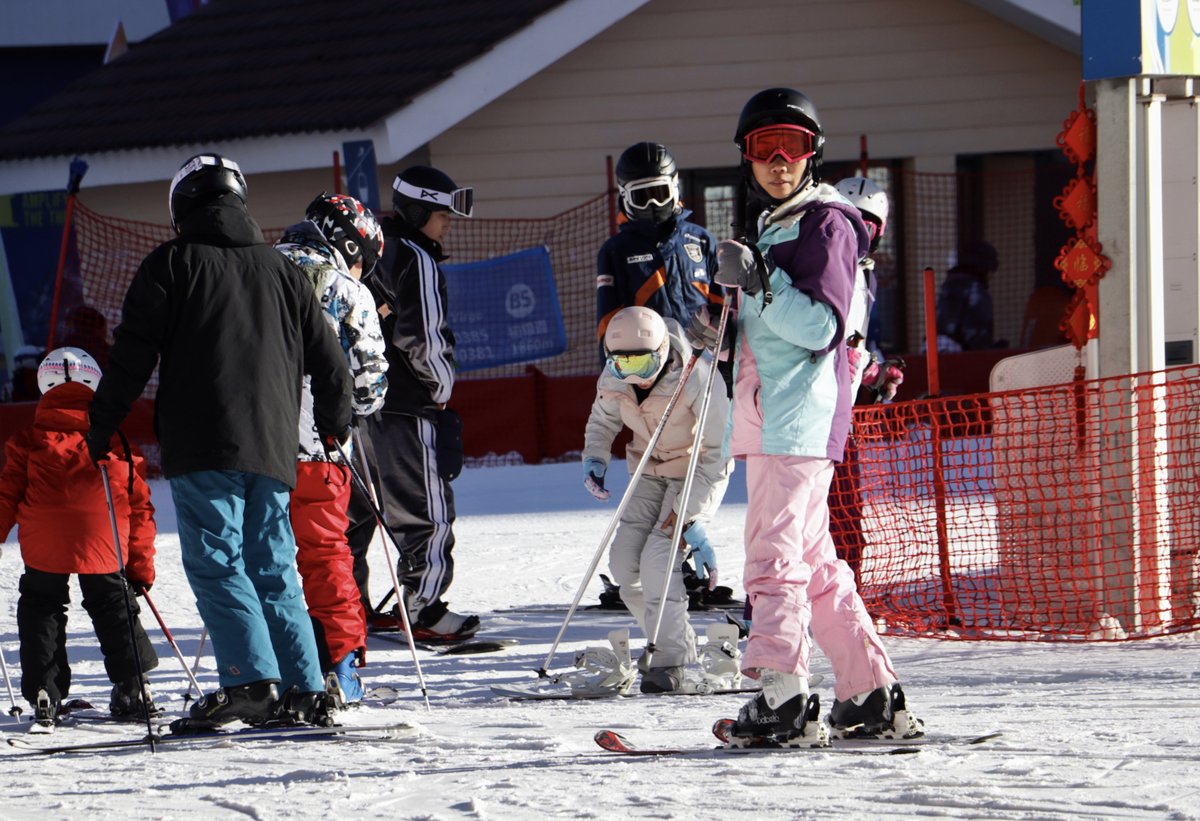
[0,641,22,723]
[337,433,431,711]
[99,461,158,752]
[140,589,203,703]
[644,295,732,669]
[184,627,207,706]
[536,344,707,680]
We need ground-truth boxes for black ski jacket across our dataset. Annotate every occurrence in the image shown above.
[88,195,351,489]
[366,216,455,419]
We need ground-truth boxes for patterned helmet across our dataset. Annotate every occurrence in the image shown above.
[305,193,385,275]
[37,346,102,394]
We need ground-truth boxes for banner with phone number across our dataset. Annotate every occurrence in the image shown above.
[444,245,566,372]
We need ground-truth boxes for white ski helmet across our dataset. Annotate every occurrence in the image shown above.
[603,306,670,384]
[37,346,102,394]
[835,177,889,250]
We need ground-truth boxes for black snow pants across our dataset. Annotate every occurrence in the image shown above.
[17,567,159,706]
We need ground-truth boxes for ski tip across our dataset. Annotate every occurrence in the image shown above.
[594,730,633,753]
[711,718,734,744]
[968,731,1003,744]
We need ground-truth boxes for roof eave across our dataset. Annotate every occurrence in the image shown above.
[378,0,651,164]
[0,0,652,196]
[962,0,1082,55]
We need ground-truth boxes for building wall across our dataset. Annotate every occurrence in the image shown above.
[74,0,1080,260]
[432,0,1080,218]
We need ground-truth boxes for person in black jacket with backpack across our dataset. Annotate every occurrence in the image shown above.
[86,153,352,729]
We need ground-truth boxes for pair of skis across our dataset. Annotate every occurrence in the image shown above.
[370,632,519,656]
[593,727,1004,757]
[7,720,418,756]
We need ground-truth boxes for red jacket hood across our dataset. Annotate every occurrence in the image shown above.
[33,382,95,432]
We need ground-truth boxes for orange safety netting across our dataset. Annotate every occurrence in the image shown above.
[50,183,1200,643]
[834,364,1200,641]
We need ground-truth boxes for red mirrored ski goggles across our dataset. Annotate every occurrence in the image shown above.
[742,124,817,164]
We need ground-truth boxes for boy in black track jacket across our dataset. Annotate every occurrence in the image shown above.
[356,165,480,642]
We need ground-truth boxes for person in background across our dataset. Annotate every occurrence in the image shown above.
[86,153,352,730]
[0,348,158,728]
[275,192,388,707]
[596,142,723,361]
[59,304,111,371]
[829,177,905,589]
[359,165,476,642]
[2,345,45,402]
[582,307,731,693]
[713,88,921,747]
[935,240,1002,351]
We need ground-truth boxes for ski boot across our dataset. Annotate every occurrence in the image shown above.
[276,686,336,727]
[32,689,59,731]
[724,670,829,748]
[827,682,924,740]
[407,595,480,643]
[560,628,636,696]
[697,623,743,693]
[171,680,281,733]
[328,650,365,707]
[109,675,163,721]
[639,665,684,694]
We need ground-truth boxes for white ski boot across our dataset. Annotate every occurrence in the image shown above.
[559,628,636,696]
[696,623,743,693]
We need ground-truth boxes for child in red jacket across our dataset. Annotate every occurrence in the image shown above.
[0,347,159,727]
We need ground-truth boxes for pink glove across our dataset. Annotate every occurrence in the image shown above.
[847,345,864,380]
[863,354,905,402]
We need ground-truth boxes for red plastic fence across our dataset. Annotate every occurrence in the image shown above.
[834,363,1200,641]
[17,180,1197,643]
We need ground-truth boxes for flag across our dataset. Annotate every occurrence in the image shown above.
[103,20,128,64]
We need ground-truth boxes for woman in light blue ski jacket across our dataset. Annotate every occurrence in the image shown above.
[727,184,868,463]
[713,88,918,748]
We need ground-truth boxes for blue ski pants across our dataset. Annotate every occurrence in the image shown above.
[171,470,323,693]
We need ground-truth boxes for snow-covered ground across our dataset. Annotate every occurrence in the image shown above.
[2,460,1198,820]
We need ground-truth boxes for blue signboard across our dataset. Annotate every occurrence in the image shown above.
[341,139,381,213]
[1084,1,1200,80]
[444,246,566,372]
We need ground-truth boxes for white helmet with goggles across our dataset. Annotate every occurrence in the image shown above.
[835,176,889,252]
[603,306,670,384]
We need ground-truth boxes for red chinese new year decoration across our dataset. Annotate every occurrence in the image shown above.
[1055,234,1109,289]
[1054,82,1107,349]
[1054,173,1097,231]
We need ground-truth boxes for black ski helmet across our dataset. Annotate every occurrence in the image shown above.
[305,193,385,275]
[735,88,824,185]
[391,165,473,229]
[169,153,248,232]
[615,142,680,224]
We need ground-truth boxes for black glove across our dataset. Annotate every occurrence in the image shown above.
[124,574,151,596]
[436,407,464,482]
[321,425,353,459]
[84,429,110,465]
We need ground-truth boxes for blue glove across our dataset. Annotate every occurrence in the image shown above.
[683,521,718,590]
[583,457,610,502]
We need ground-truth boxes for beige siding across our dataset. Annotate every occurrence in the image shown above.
[433,0,1079,218]
[77,0,1079,232]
